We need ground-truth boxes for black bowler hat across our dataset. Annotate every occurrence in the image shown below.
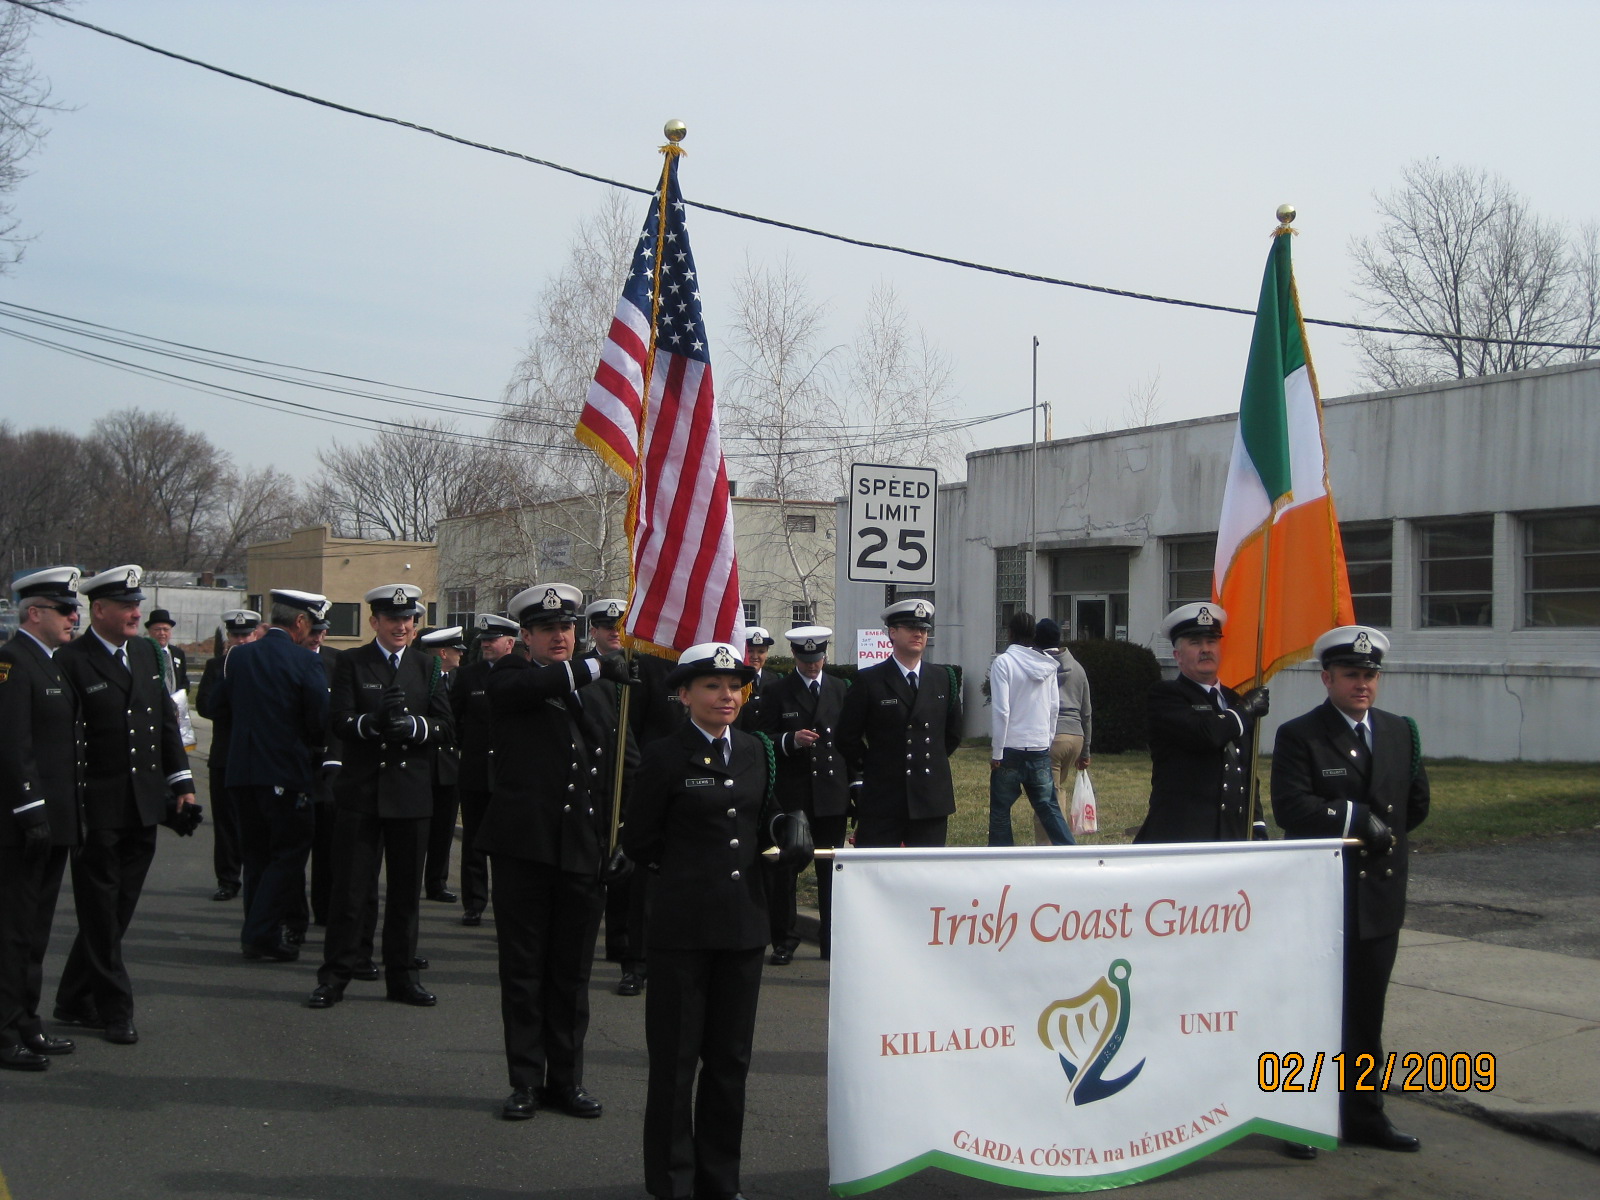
[145,608,176,629]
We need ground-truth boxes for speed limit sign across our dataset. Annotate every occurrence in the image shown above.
[847,463,938,585]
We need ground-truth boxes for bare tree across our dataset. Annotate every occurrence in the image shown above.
[1349,161,1600,388]
[0,421,88,570]
[206,465,302,573]
[0,0,66,272]
[308,419,522,542]
[1085,370,1164,434]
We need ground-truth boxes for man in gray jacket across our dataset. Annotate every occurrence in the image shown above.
[1033,619,1092,843]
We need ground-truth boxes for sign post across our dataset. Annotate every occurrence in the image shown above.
[847,463,938,587]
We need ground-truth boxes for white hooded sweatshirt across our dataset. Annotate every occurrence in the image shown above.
[988,642,1062,753]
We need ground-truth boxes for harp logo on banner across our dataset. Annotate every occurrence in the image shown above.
[1038,959,1146,1106]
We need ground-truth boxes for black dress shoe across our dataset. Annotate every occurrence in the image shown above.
[461,911,482,927]
[212,884,240,901]
[351,960,381,981]
[501,1088,538,1120]
[385,982,436,1007]
[103,1022,139,1045]
[242,940,300,962]
[1282,1140,1318,1160]
[1,1043,50,1071]
[538,1084,602,1118]
[768,946,795,966]
[307,984,343,1009]
[24,1032,74,1056]
[426,888,457,903]
[283,928,306,946]
[51,1005,103,1030]
[616,973,644,997]
[1344,1122,1420,1152]
[413,956,429,970]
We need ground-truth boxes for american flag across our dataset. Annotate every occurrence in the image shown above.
[576,150,741,653]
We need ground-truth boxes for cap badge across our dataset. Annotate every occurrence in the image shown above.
[541,588,561,610]
[391,587,408,605]
[1353,631,1371,654]
[309,599,331,620]
[606,601,622,618]
[712,646,737,670]
[1197,606,1214,626]
[67,570,81,591]
[126,568,140,588]
[912,601,929,619]
[803,639,818,651]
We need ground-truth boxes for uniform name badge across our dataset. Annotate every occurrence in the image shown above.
[685,776,715,788]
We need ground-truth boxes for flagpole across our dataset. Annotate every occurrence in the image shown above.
[607,119,688,858]
[1247,204,1299,826]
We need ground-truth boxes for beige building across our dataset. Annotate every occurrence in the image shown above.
[436,493,836,637]
[246,525,438,650]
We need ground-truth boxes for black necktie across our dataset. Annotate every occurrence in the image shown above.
[115,647,128,673]
[907,671,918,693]
[713,736,729,766]
[388,652,400,672]
[809,679,820,698]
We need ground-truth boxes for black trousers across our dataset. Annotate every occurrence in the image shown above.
[643,945,763,1200]
[606,866,649,975]
[309,798,336,925]
[457,788,491,917]
[810,813,847,958]
[0,843,69,1041]
[424,782,458,895]
[489,856,604,1091]
[318,810,427,989]
[56,825,158,1023]
[855,800,947,850]
[236,786,316,948]
[209,766,242,888]
[1341,927,1401,1133]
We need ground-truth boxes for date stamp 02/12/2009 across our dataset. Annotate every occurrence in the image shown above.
[1258,1052,1498,1094]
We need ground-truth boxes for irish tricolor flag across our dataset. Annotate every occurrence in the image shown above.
[1213,227,1353,690]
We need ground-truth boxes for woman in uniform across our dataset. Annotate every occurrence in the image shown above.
[624,641,810,1200]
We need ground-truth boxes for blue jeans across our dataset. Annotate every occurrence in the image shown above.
[989,747,1074,846]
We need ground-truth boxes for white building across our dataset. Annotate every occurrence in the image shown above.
[834,360,1600,761]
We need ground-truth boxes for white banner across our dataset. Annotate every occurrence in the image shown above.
[827,842,1344,1193]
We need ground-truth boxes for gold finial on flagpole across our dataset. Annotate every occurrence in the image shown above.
[664,119,687,143]
[1276,203,1296,226]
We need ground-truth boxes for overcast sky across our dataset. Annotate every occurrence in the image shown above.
[3,0,1597,485]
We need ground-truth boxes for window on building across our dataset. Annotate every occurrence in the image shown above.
[1418,517,1493,627]
[1523,510,1600,627]
[327,602,362,638]
[1049,549,1130,641]
[247,594,264,616]
[426,601,438,626]
[1165,536,1217,614]
[445,587,475,631]
[994,545,1027,651]
[1341,522,1393,627]
[742,600,761,626]
[784,512,817,533]
[791,600,817,627]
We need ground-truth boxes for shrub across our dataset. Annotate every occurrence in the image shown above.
[1066,639,1162,753]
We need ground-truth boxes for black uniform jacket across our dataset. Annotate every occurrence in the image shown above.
[624,723,773,951]
[312,645,342,804]
[738,666,785,733]
[329,642,452,820]
[449,659,494,793]
[478,654,634,875]
[167,643,191,692]
[1136,674,1262,843]
[759,670,850,819]
[1272,701,1431,940]
[196,652,232,777]
[0,632,84,848]
[837,658,963,819]
[432,668,460,788]
[214,627,329,791]
[58,632,193,830]
[629,650,689,750]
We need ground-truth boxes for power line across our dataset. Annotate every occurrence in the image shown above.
[11,0,1600,355]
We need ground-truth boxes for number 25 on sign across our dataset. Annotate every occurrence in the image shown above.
[848,463,938,586]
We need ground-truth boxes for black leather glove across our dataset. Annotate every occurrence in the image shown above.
[769,810,815,870]
[21,822,52,862]
[1236,687,1270,718]
[161,801,205,837]
[600,846,633,883]
[596,652,639,686]
[847,783,862,823]
[1251,822,1271,842]
[383,710,414,744]
[1360,810,1395,854]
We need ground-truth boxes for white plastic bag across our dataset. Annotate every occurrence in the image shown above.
[1070,769,1098,836]
[172,689,198,753]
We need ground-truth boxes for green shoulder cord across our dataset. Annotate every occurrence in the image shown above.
[944,664,960,718]
[752,730,777,806]
[427,652,441,697]
[1404,716,1422,779]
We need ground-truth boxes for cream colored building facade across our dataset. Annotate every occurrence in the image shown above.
[245,525,438,651]
[436,494,836,638]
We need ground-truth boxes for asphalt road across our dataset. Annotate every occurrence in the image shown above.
[3,803,1596,1198]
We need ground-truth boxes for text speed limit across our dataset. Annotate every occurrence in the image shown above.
[848,463,938,585]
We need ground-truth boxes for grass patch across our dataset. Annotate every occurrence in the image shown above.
[794,751,1599,905]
